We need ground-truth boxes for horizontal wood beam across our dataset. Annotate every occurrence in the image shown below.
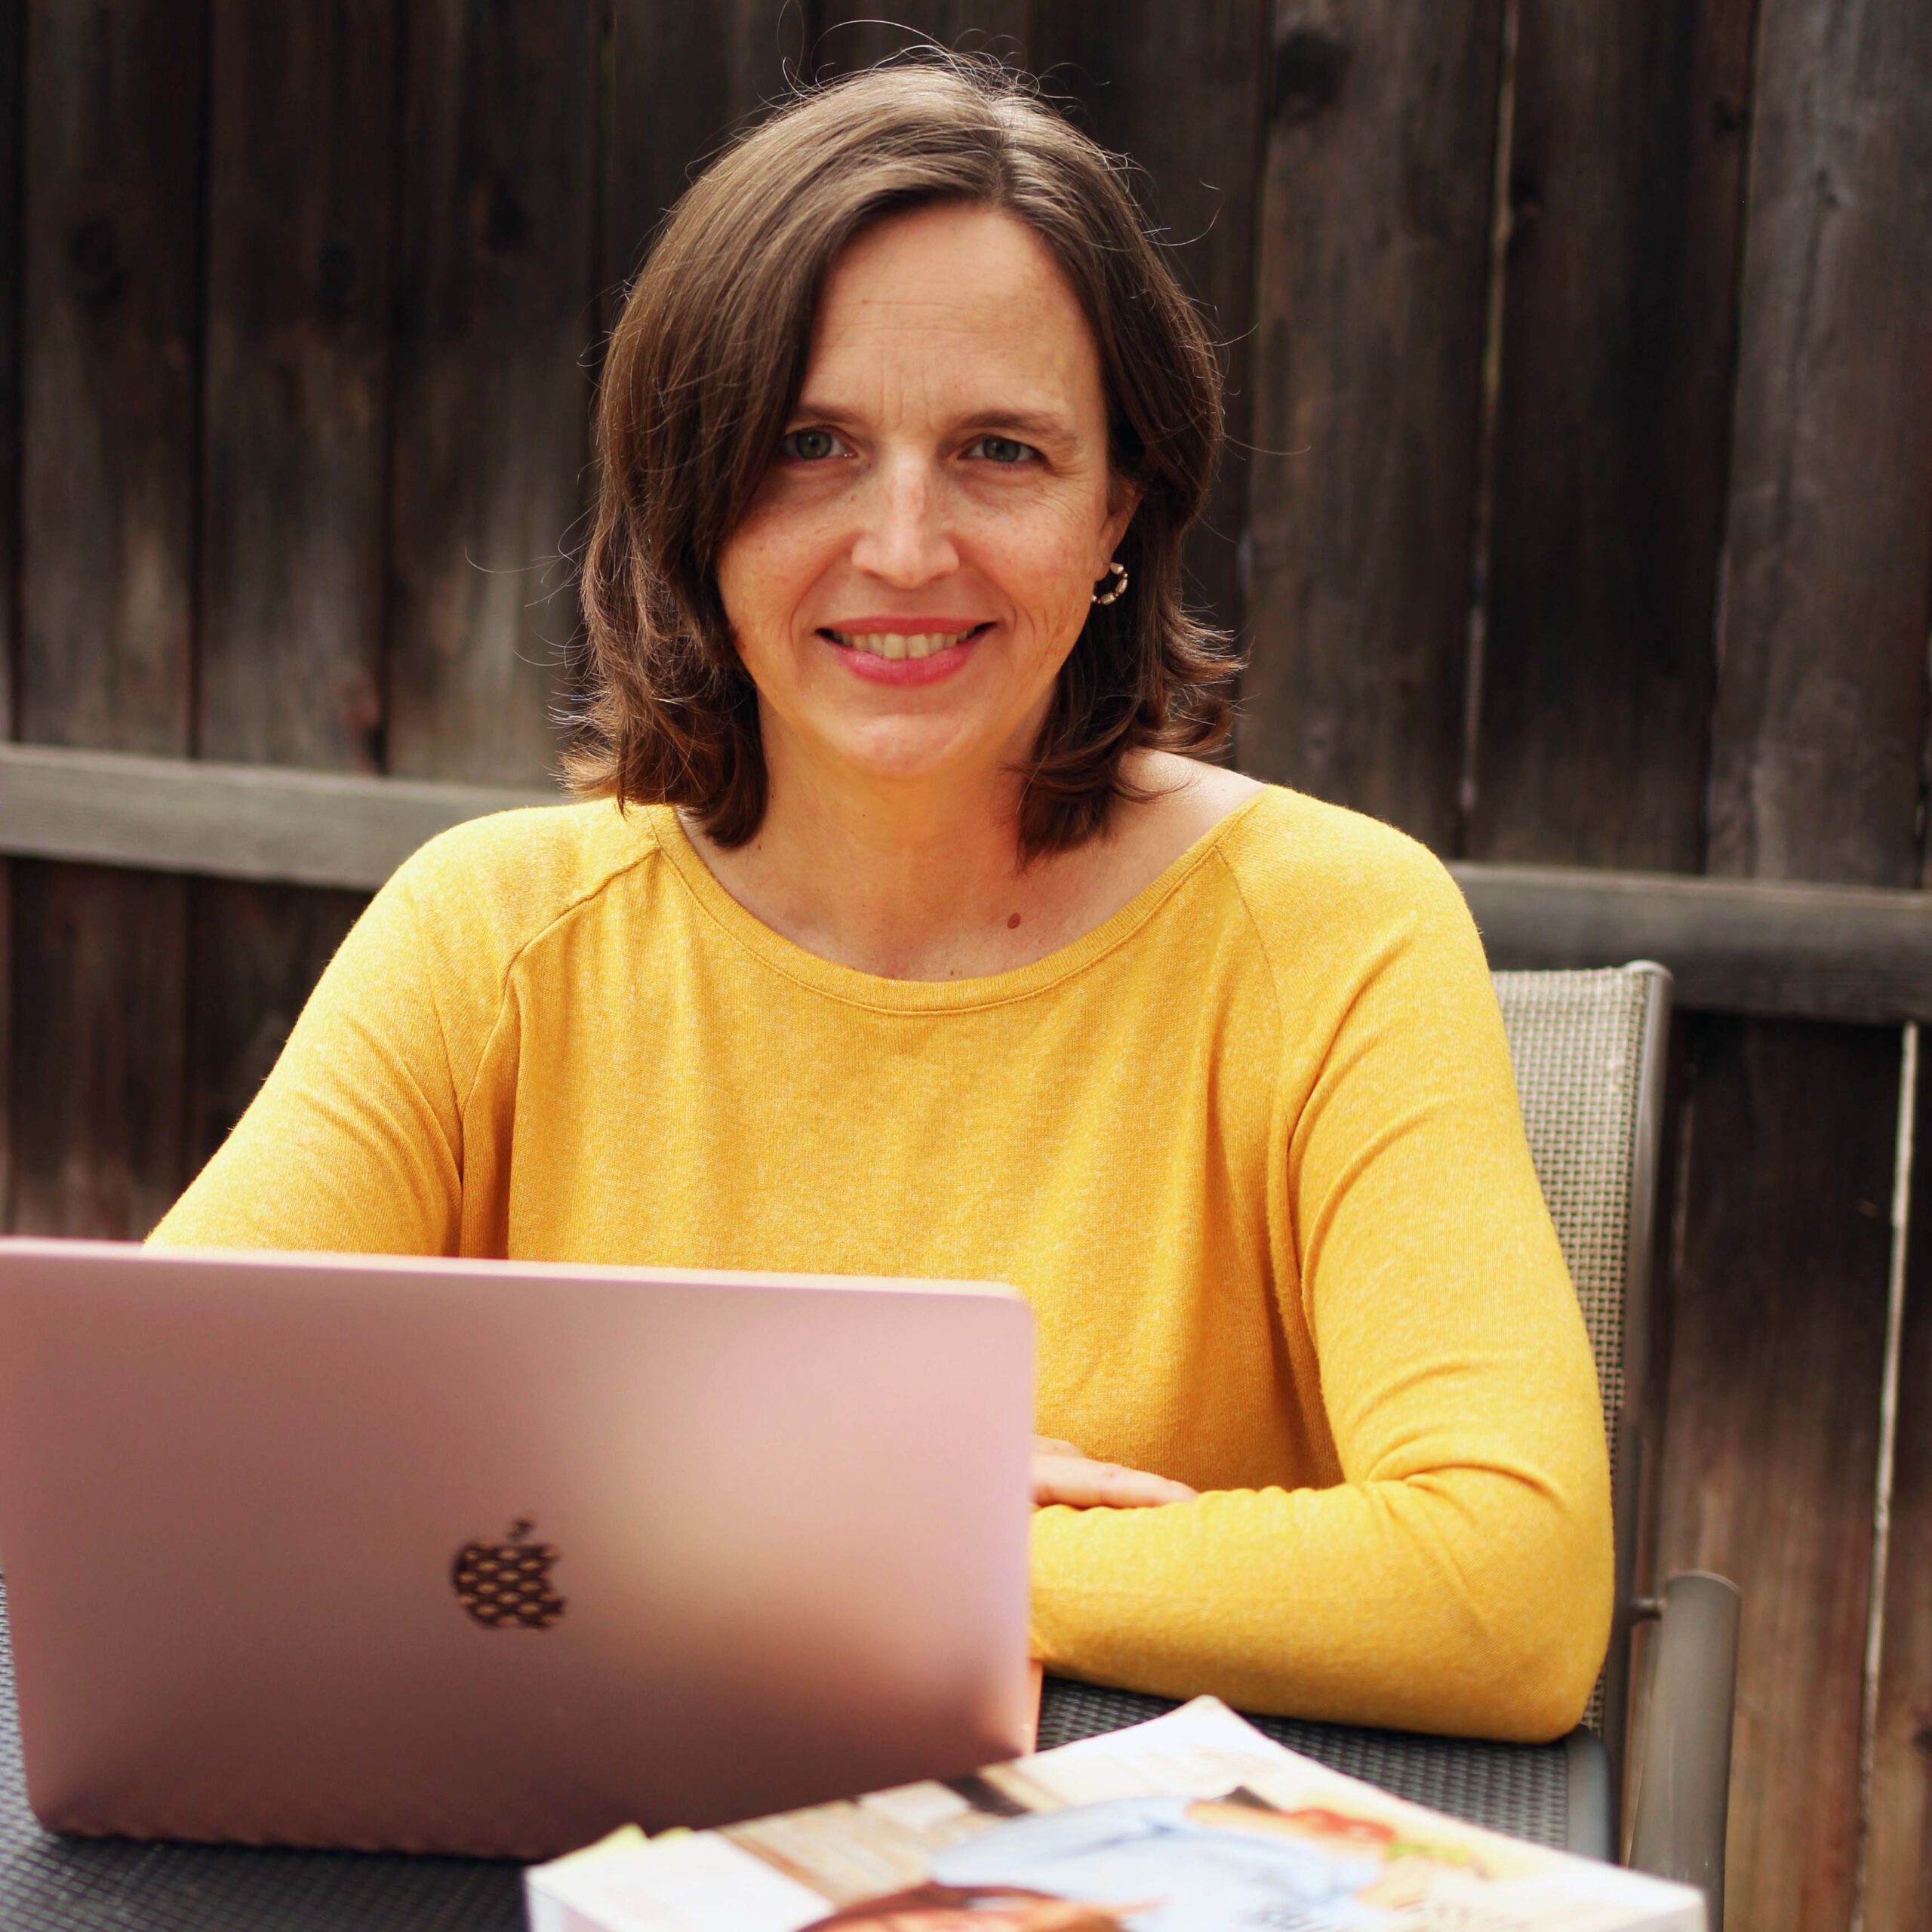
[1451,860,1932,1026]
[0,742,558,893]
[5,743,1932,1024]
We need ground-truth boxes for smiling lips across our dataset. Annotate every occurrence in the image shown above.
[822,622,989,660]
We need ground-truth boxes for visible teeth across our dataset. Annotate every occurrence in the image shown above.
[829,628,977,657]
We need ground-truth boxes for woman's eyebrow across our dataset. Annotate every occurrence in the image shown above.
[961,408,1080,446]
[788,399,1083,446]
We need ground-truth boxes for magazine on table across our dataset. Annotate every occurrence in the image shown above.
[525,1697,1703,1931]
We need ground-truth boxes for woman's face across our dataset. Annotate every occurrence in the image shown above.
[714,201,1137,804]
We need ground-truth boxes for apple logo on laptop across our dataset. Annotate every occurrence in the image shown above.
[452,1517,566,1629]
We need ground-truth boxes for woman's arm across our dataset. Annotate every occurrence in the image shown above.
[1029,856,1614,1743]
[149,855,470,1254]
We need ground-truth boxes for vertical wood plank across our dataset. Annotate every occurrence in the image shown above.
[186,2,397,1178]
[1469,0,1757,872]
[198,0,393,772]
[387,0,600,787]
[14,0,204,1236]
[1657,1017,1898,1931]
[185,882,366,1176]
[9,862,191,1236]
[815,1,1033,76]
[1663,8,1932,1928]
[1239,0,1504,844]
[605,1,811,306]
[20,0,200,753]
[1032,0,1269,662]
[1706,0,1932,888]
[1867,1063,1932,1930]
[1458,8,1754,1844]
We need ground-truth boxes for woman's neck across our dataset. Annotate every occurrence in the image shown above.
[678,746,1263,983]
[682,756,1077,981]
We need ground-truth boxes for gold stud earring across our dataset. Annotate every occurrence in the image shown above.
[1091,561,1128,605]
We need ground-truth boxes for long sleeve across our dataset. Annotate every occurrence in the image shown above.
[149,857,469,1256]
[1026,848,1614,1743]
[140,789,1614,1740]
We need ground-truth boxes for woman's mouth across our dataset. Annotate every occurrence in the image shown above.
[819,622,991,660]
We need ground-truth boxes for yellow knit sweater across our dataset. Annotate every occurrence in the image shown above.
[152,787,1612,1741]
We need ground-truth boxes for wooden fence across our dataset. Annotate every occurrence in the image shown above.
[2,5,1930,1927]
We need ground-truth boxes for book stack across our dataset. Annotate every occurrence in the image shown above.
[525,1698,1705,1931]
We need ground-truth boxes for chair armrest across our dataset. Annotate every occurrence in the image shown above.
[1628,1571,1740,1927]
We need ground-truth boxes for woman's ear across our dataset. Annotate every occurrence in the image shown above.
[1099,478,1143,568]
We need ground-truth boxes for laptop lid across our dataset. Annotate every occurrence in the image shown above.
[0,1240,1034,1858]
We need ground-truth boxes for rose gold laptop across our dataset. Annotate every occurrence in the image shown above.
[0,1238,1033,1858]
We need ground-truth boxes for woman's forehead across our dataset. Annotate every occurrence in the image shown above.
[801,204,1105,425]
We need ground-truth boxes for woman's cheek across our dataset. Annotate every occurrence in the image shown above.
[718,516,826,645]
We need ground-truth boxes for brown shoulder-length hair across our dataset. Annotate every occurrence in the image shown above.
[571,55,1238,859]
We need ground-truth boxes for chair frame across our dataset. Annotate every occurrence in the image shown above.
[1564,962,1739,1924]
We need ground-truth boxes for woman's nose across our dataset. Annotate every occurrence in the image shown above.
[848,457,959,586]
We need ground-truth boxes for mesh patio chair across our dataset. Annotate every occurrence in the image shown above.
[1038,961,1742,1926]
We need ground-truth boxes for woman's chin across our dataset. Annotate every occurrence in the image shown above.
[816,717,1021,792]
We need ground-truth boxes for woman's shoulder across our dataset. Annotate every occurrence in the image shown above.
[385,795,668,964]
[1134,756,1462,917]
[1140,761,1477,986]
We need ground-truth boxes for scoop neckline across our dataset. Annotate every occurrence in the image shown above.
[645,790,1272,1014]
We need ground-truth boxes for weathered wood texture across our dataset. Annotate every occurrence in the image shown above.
[607,0,815,306]
[185,882,366,1176]
[1454,3,1932,1923]
[8,863,189,1236]
[199,0,393,774]
[1706,0,1932,889]
[1032,0,1269,667]
[19,0,199,754]
[1239,0,1503,845]
[1867,1062,1932,1932]
[386,0,600,788]
[1469,0,1756,872]
[815,0,1033,75]
[14,0,204,1236]
[0,745,557,889]
[189,2,399,1174]
[1454,861,1932,1026]
[1654,1021,1899,1930]
[1453,14,1754,1880]
[1681,5,1932,1926]
[21,742,1932,1023]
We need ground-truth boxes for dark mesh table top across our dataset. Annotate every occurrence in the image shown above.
[1040,1677,1580,1850]
[0,1579,1586,1930]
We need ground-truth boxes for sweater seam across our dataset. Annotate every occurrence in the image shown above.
[454,825,666,1121]
[397,875,467,1170]
[1208,841,1312,1347]
[1207,843,1289,1044]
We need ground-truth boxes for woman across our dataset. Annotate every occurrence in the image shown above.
[152,58,1611,1742]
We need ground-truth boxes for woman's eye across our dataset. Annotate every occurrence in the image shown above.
[780,428,844,462]
[970,435,1036,465]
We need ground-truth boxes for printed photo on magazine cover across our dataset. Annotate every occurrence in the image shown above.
[774,1783,1500,1929]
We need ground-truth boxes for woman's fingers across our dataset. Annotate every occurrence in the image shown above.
[1031,1445,1198,1509]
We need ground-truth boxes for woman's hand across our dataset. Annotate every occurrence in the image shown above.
[1032,1435,1198,1509]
